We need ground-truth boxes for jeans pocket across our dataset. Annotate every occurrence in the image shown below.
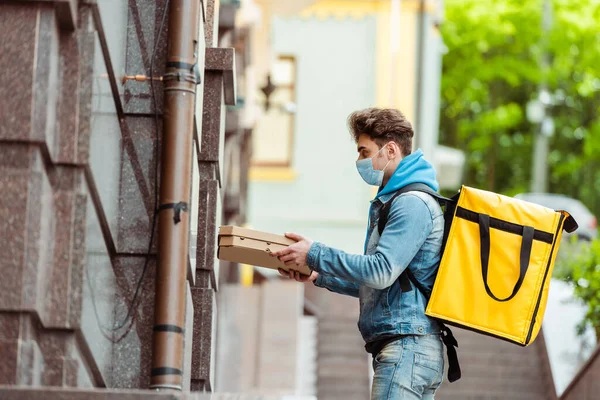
[411,351,443,392]
[414,352,441,373]
[374,341,403,365]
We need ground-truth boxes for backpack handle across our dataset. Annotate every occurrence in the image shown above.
[479,213,535,302]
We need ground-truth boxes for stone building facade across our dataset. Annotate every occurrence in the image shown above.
[0,0,241,394]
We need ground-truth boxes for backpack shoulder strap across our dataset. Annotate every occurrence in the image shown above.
[405,269,431,300]
[377,183,451,237]
[376,184,447,293]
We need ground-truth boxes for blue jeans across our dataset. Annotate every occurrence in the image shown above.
[371,335,444,399]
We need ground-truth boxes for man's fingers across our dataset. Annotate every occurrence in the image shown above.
[290,270,302,282]
[285,232,304,242]
[271,247,293,258]
[278,268,290,278]
[279,267,312,283]
[278,254,295,263]
[279,267,304,282]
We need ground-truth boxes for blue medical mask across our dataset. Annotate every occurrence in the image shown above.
[356,144,392,186]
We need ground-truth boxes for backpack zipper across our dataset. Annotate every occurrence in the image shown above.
[525,213,565,345]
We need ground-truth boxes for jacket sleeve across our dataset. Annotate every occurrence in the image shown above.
[313,274,360,298]
[306,194,433,290]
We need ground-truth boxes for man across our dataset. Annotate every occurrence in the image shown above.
[271,108,445,399]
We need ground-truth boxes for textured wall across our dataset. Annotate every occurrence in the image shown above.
[0,2,97,387]
[0,0,226,391]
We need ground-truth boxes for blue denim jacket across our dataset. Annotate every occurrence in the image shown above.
[307,190,444,344]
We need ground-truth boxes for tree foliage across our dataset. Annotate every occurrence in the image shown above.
[554,239,600,339]
[440,0,600,208]
[441,0,600,336]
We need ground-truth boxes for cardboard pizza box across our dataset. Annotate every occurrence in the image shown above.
[217,226,311,276]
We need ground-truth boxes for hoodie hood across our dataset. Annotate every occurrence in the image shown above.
[376,149,439,199]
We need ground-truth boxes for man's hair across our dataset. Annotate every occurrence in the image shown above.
[347,108,414,156]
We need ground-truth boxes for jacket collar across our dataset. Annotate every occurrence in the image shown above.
[370,190,396,205]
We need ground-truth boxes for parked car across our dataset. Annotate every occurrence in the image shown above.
[514,193,597,241]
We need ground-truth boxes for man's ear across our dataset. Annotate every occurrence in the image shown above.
[389,142,400,158]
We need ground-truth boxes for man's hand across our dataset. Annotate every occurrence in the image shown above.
[271,232,316,282]
[278,268,319,283]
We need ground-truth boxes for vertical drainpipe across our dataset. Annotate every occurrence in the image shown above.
[150,0,201,391]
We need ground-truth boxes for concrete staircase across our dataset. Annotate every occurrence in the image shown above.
[317,319,370,400]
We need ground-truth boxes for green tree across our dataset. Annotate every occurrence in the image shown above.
[554,239,600,339]
[440,0,600,210]
[440,0,600,335]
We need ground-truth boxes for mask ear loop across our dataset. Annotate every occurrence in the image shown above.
[379,142,394,173]
[382,158,392,172]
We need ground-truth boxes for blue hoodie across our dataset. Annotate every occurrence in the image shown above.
[366,149,439,250]
[376,149,439,199]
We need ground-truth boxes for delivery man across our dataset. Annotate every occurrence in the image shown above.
[271,108,445,399]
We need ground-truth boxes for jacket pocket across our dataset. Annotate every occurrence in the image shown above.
[379,287,392,316]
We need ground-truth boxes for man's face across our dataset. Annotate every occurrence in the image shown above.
[356,133,389,171]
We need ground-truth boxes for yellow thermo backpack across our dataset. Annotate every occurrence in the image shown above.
[378,183,578,383]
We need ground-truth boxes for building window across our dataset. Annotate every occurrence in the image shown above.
[251,55,296,168]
